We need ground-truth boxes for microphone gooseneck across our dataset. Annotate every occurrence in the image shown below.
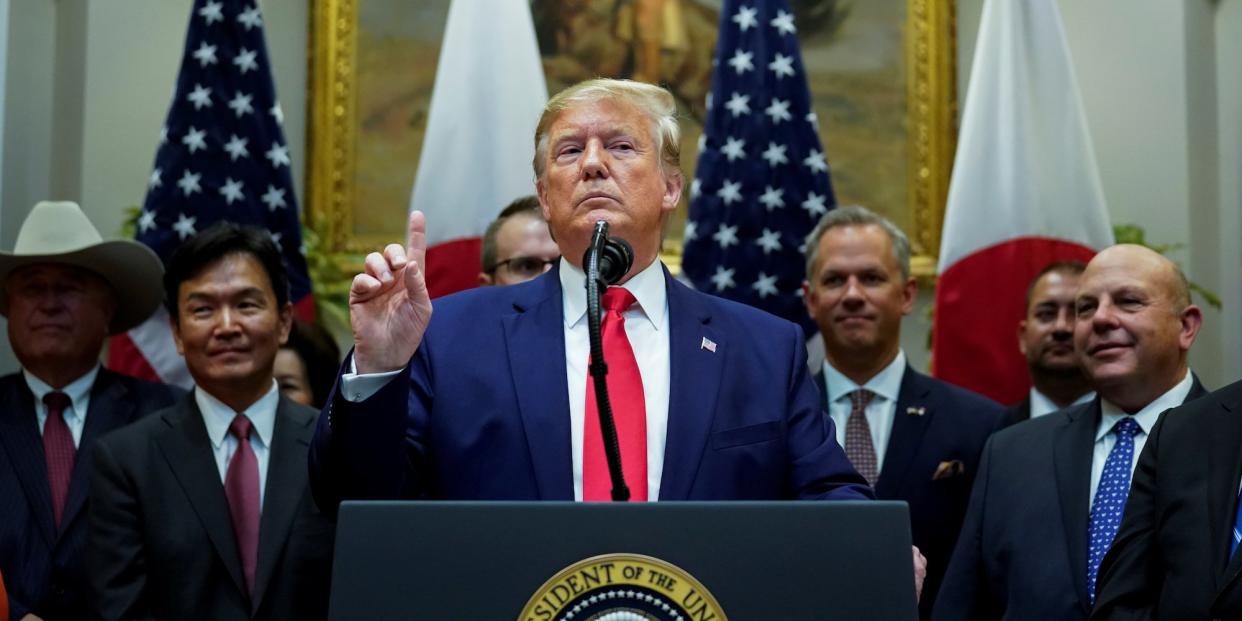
[584,220,633,502]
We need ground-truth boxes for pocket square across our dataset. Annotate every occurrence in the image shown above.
[932,459,966,481]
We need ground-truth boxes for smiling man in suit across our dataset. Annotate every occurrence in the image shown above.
[934,244,1206,621]
[802,205,1004,618]
[89,224,334,621]
[0,201,178,621]
[309,79,875,507]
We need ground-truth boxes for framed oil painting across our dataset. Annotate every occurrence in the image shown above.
[307,0,956,278]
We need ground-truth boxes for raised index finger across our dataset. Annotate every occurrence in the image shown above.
[407,210,427,273]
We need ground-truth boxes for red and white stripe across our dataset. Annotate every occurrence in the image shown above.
[933,0,1113,405]
[410,0,547,298]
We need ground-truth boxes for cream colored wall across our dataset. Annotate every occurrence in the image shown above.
[0,0,308,374]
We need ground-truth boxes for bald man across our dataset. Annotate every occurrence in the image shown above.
[933,245,1206,621]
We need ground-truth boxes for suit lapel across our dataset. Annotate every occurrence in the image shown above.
[658,274,723,500]
[251,398,314,614]
[60,371,135,533]
[875,367,933,498]
[156,398,249,598]
[504,270,574,500]
[1053,399,1100,614]
[0,375,56,546]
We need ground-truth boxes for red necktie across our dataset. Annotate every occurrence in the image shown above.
[224,415,260,596]
[42,391,75,530]
[583,287,648,501]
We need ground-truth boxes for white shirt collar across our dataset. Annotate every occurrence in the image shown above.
[23,365,100,413]
[822,350,907,404]
[195,381,280,450]
[560,256,667,331]
[1029,387,1095,418]
[1096,370,1195,441]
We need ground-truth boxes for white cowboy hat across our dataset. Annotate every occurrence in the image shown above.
[0,201,164,334]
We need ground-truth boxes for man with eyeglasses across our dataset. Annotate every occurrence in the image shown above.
[479,195,560,286]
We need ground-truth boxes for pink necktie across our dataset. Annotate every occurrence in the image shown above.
[42,391,75,530]
[583,288,648,501]
[844,389,879,486]
[224,415,260,596]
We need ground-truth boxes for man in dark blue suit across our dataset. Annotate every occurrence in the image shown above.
[308,79,873,511]
[933,244,1206,621]
[0,201,178,620]
[802,205,1004,618]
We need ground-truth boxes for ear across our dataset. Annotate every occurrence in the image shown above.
[478,272,494,286]
[277,303,293,347]
[536,177,552,222]
[1178,304,1203,351]
[168,313,185,356]
[661,171,684,214]
[801,280,815,315]
[900,277,917,316]
[1017,319,1029,356]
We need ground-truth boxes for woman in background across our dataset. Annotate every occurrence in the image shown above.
[274,319,342,409]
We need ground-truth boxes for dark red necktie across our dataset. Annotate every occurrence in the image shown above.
[224,415,260,596]
[42,391,75,530]
[583,287,648,501]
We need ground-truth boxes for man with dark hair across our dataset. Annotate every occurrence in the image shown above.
[89,222,334,621]
[803,204,1004,617]
[934,244,1206,621]
[0,201,179,621]
[478,195,560,286]
[1007,261,1094,426]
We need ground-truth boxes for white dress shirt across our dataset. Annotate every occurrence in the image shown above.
[1028,387,1095,419]
[195,381,280,508]
[25,365,99,448]
[821,350,907,471]
[1088,370,1194,509]
[560,257,670,501]
[341,258,673,501]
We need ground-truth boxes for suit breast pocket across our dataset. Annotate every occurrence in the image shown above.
[711,421,781,450]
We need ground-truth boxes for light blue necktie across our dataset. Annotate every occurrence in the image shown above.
[1086,416,1140,604]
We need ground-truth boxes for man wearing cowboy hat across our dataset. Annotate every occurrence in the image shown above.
[0,201,180,621]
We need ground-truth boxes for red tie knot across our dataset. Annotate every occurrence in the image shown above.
[228,414,254,441]
[602,287,638,314]
[43,391,71,414]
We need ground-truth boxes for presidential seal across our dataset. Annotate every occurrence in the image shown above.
[520,553,727,621]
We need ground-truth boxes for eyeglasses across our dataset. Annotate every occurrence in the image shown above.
[488,256,560,278]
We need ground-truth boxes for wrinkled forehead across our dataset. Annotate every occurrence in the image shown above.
[6,262,106,287]
[1077,259,1166,299]
[546,98,654,144]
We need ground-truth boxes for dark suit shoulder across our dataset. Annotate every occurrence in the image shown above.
[1149,378,1242,437]
[990,398,1090,448]
[97,369,184,409]
[92,394,190,453]
[909,371,1005,415]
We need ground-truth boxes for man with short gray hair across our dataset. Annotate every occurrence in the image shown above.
[803,205,1004,618]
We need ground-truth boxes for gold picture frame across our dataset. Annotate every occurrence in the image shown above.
[306,0,957,279]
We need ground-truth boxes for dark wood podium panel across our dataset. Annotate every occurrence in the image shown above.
[328,501,917,620]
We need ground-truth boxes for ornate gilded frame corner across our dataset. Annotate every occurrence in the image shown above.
[307,0,358,257]
[906,0,959,281]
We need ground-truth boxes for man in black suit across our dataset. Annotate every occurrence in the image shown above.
[1005,261,1094,427]
[0,201,178,621]
[933,244,1206,621]
[803,205,1005,617]
[1091,379,1242,620]
[89,224,334,621]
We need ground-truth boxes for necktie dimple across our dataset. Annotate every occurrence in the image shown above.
[583,287,648,501]
[224,414,260,596]
[1086,416,1140,603]
[844,389,879,486]
[42,391,75,530]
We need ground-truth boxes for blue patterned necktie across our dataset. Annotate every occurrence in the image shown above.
[1231,489,1242,558]
[1086,416,1140,603]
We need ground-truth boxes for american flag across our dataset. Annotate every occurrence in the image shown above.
[680,0,835,333]
[109,0,311,386]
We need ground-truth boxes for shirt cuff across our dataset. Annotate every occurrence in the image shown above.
[340,357,403,402]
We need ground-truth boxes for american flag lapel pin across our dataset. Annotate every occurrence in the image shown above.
[700,337,717,353]
[906,406,926,417]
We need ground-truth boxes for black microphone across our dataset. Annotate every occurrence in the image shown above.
[582,222,634,287]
